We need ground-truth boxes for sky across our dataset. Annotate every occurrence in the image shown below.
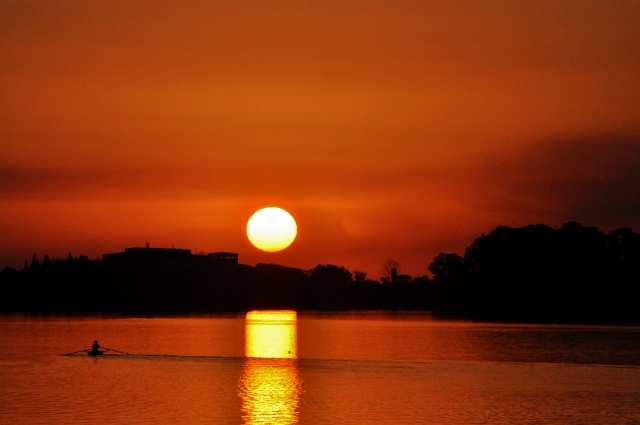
[1,0,640,277]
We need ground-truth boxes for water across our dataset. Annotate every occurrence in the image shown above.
[1,312,640,424]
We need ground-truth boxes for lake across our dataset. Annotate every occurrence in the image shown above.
[1,312,639,424]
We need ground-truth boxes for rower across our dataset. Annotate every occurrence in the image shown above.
[90,340,101,355]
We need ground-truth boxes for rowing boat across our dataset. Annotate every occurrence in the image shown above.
[63,346,131,356]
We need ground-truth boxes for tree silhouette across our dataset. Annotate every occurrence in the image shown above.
[353,270,368,282]
[381,260,400,283]
[29,254,40,269]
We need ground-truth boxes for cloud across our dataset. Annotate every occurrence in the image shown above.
[4,135,639,233]
[475,135,640,229]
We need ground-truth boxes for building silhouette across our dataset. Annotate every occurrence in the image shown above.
[103,243,238,269]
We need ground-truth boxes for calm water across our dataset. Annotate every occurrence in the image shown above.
[1,312,640,424]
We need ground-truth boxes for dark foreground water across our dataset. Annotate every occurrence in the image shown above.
[1,312,639,424]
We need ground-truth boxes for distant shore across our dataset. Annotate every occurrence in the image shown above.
[2,222,639,324]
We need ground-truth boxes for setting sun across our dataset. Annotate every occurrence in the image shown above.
[246,208,297,252]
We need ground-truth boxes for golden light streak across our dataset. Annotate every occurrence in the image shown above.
[245,310,297,359]
[240,310,301,425]
[239,361,301,425]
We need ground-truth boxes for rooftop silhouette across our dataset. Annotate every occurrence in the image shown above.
[103,244,238,268]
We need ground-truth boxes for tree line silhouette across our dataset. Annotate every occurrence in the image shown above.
[1,222,638,323]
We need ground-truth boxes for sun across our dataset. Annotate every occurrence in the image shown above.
[246,207,297,252]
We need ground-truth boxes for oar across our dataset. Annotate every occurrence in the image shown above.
[64,349,90,355]
[100,347,132,355]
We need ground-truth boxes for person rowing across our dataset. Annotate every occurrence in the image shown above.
[89,340,103,356]
[65,342,130,356]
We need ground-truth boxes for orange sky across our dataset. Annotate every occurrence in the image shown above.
[2,0,640,277]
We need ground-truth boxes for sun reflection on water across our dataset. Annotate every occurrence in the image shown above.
[245,310,297,359]
[239,310,301,425]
